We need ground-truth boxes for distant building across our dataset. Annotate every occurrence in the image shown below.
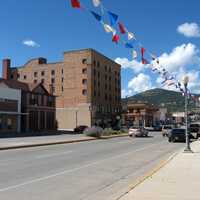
[2,49,121,130]
[0,79,56,134]
[122,102,159,127]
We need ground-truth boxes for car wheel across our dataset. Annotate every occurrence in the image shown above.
[168,138,172,142]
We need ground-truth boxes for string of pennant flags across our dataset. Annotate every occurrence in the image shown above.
[70,0,199,102]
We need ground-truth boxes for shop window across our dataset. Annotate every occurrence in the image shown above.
[7,118,12,129]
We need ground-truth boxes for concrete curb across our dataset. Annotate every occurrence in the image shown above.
[116,148,183,200]
[0,134,129,151]
[101,134,129,139]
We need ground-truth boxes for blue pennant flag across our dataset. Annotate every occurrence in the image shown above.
[107,11,118,26]
[125,42,134,49]
[91,11,102,22]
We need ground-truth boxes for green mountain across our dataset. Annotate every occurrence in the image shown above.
[123,88,199,113]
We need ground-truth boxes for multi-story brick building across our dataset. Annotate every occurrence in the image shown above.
[0,78,56,134]
[2,49,121,130]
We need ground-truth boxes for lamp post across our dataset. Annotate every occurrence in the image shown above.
[182,76,192,153]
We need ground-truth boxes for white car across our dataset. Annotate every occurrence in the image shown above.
[128,127,148,137]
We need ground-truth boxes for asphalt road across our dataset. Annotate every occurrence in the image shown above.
[0,132,184,200]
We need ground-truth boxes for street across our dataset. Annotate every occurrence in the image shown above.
[0,132,184,200]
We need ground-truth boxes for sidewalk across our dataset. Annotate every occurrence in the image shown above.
[0,134,96,150]
[120,140,200,200]
[0,133,129,150]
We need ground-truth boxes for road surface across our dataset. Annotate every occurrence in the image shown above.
[0,132,184,200]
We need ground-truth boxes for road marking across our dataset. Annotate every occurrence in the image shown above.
[0,141,165,192]
[36,151,73,159]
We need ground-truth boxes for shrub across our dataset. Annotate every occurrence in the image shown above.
[84,126,103,138]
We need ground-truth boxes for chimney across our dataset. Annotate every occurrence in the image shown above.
[2,59,11,80]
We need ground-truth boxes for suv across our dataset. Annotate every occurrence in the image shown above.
[189,123,200,139]
[162,125,173,137]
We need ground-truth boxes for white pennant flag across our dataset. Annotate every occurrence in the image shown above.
[103,23,116,35]
[132,50,137,59]
[127,32,135,40]
[92,0,101,7]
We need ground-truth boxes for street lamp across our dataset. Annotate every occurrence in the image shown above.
[182,76,192,153]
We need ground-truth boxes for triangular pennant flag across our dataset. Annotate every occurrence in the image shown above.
[103,23,115,33]
[141,47,145,58]
[142,58,149,64]
[118,22,126,34]
[112,34,120,44]
[125,42,134,49]
[132,50,137,59]
[91,11,102,22]
[127,32,135,40]
[92,0,101,7]
[71,0,81,8]
[107,11,118,26]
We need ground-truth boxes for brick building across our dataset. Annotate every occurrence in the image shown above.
[0,79,56,134]
[2,49,121,130]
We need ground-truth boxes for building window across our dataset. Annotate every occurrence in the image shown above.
[94,91,96,97]
[109,67,111,73]
[10,74,14,79]
[17,74,20,79]
[34,79,37,84]
[34,72,38,77]
[51,70,55,76]
[82,68,87,74]
[98,81,100,87]
[97,61,100,68]
[93,69,96,76]
[82,79,87,85]
[82,89,87,96]
[98,71,100,78]
[51,78,55,84]
[62,86,64,92]
[105,75,107,80]
[24,75,27,80]
[41,79,45,84]
[105,94,108,100]
[105,84,108,90]
[62,69,64,74]
[41,71,45,76]
[62,77,64,82]
[82,58,87,64]
[93,60,96,67]
[105,65,107,71]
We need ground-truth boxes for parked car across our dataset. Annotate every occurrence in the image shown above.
[162,125,173,137]
[128,127,148,137]
[168,128,193,142]
[74,125,88,133]
[153,125,162,131]
[189,123,200,139]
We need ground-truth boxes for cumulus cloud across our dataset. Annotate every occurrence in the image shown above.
[115,57,146,73]
[128,73,153,94]
[158,43,198,72]
[22,39,40,47]
[177,22,200,38]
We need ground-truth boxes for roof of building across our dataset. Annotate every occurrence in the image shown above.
[0,78,49,94]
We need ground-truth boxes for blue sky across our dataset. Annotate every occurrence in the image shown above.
[0,0,200,95]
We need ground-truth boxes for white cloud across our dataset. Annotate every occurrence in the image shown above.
[115,57,146,73]
[128,73,153,93]
[158,43,199,73]
[177,22,200,38]
[22,39,40,47]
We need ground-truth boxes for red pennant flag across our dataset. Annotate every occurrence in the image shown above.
[142,58,149,64]
[112,34,120,44]
[71,0,81,8]
[141,47,145,58]
[118,22,126,34]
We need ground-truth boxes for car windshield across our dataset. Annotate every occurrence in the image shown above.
[172,129,185,134]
